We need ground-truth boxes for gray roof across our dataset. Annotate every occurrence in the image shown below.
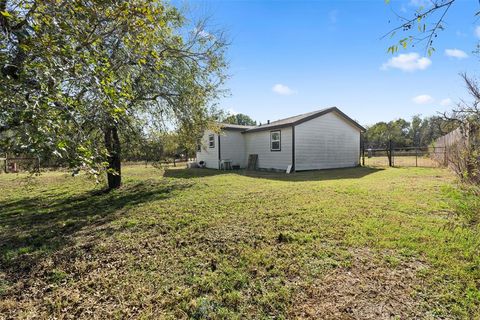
[242,107,365,133]
[218,123,255,130]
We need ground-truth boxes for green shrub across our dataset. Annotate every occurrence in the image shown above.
[444,185,480,227]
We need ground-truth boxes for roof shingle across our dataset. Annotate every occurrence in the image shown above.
[241,107,365,133]
[218,123,255,130]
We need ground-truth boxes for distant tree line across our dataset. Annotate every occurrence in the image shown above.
[363,115,456,149]
[121,132,187,164]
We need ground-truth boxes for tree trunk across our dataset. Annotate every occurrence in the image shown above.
[387,140,393,167]
[105,126,122,189]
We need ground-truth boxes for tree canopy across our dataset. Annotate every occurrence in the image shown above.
[364,115,454,149]
[222,113,256,126]
[0,0,228,188]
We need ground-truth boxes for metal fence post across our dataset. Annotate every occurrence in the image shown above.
[415,147,418,167]
[388,140,393,167]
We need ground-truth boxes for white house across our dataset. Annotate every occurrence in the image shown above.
[196,107,365,172]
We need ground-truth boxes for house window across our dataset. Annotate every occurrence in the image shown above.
[197,144,201,152]
[270,130,281,151]
[208,134,215,148]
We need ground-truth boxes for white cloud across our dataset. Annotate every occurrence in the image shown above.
[445,49,468,59]
[412,94,434,104]
[440,98,453,107]
[475,26,480,38]
[272,84,296,95]
[227,108,238,115]
[381,53,432,72]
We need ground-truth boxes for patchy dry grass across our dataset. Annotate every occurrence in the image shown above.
[292,248,428,319]
[0,165,479,319]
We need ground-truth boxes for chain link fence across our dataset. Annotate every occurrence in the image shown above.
[362,146,446,168]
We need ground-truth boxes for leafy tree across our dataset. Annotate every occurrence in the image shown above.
[364,119,410,148]
[409,115,424,147]
[364,115,452,149]
[222,113,256,126]
[364,122,389,148]
[0,0,227,189]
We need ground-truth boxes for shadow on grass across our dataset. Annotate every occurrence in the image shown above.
[163,167,232,179]
[0,179,192,276]
[164,166,383,182]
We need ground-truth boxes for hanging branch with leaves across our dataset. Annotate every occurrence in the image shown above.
[383,0,462,56]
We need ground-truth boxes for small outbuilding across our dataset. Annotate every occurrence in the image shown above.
[196,107,365,172]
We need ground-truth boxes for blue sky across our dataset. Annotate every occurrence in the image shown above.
[182,0,479,126]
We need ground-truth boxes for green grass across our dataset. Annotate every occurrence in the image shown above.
[0,165,479,319]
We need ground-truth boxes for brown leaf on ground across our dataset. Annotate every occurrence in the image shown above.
[291,248,429,320]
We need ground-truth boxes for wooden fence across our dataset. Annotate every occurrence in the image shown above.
[431,127,465,166]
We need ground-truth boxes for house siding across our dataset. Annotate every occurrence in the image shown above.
[244,127,293,170]
[220,130,247,168]
[196,130,219,169]
[295,112,360,170]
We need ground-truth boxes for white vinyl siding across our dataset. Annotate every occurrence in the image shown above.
[196,110,361,172]
[220,130,247,168]
[196,129,248,169]
[196,130,219,169]
[245,127,293,170]
[295,112,360,170]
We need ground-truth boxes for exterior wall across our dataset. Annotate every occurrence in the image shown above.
[295,112,360,170]
[244,127,293,170]
[220,130,247,168]
[196,130,219,169]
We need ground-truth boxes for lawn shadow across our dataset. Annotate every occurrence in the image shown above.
[163,167,232,179]
[243,166,384,181]
[0,178,192,277]
[164,166,383,182]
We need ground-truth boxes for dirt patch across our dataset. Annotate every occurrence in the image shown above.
[291,248,430,319]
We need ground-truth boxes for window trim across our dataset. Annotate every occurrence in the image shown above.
[197,143,202,152]
[270,130,281,151]
[208,134,215,148]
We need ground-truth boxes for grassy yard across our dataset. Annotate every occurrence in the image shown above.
[0,165,479,319]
